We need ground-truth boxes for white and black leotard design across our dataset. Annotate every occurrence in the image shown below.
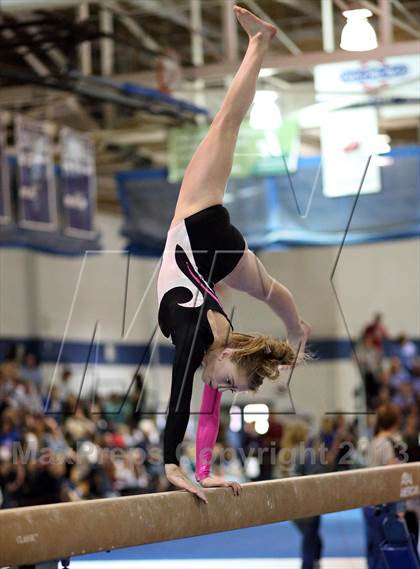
[157,205,245,465]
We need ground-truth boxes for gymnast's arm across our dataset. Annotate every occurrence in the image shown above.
[195,384,242,495]
[224,249,311,355]
[195,383,222,482]
[163,335,208,502]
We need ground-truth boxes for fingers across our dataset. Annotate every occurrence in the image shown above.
[225,481,242,496]
[188,486,208,503]
[195,488,209,503]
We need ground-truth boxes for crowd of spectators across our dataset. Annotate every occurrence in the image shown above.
[356,313,420,460]
[0,315,419,568]
[0,348,170,509]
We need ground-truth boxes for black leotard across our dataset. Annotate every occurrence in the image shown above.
[157,205,245,465]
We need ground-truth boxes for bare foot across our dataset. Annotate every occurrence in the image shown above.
[234,5,276,44]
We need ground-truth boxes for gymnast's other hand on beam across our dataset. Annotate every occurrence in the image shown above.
[198,475,242,496]
[165,463,208,503]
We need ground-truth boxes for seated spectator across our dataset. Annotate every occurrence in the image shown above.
[0,347,20,384]
[277,422,309,479]
[403,412,420,463]
[42,386,63,418]
[363,313,389,353]
[319,416,335,449]
[20,352,43,395]
[43,417,72,455]
[0,409,21,450]
[126,373,147,429]
[411,359,420,399]
[64,404,96,443]
[332,423,365,471]
[18,381,43,413]
[372,386,392,410]
[58,367,75,400]
[389,356,411,390]
[114,453,149,494]
[392,380,416,417]
[394,333,418,372]
[0,447,25,508]
[376,368,391,389]
[356,331,383,409]
[363,404,404,569]
[19,453,76,506]
[104,393,127,424]
[368,404,402,466]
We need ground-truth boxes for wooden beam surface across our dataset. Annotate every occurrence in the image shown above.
[1,463,419,566]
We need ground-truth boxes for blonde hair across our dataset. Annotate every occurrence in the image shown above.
[228,332,296,392]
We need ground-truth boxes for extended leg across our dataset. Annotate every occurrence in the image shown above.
[172,7,276,224]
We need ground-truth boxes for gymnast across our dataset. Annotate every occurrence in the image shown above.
[157,5,311,503]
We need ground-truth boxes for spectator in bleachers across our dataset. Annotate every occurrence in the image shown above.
[332,422,365,471]
[318,416,335,449]
[389,356,411,390]
[20,351,43,394]
[372,385,392,410]
[0,346,20,384]
[363,313,389,353]
[64,402,96,442]
[0,447,24,508]
[58,367,74,399]
[277,422,309,478]
[0,317,417,568]
[126,373,147,429]
[356,331,383,409]
[43,417,71,455]
[291,421,342,569]
[404,412,420,463]
[392,380,416,418]
[363,404,404,569]
[394,333,418,372]
[0,409,20,450]
[410,358,420,399]
[42,385,63,418]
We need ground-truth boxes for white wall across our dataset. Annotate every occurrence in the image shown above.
[1,212,418,425]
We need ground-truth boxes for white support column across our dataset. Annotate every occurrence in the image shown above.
[190,0,206,110]
[100,4,114,76]
[78,2,92,75]
[321,0,335,53]
[379,0,393,45]
[222,0,239,63]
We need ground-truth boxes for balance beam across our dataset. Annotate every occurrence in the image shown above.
[1,462,419,566]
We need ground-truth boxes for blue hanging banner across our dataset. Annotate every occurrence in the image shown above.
[60,127,97,238]
[0,118,12,225]
[15,116,57,231]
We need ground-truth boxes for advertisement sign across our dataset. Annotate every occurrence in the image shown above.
[320,107,381,198]
[60,128,96,237]
[314,54,420,98]
[168,118,300,183]
[0,119,11,224]
[15,116,57,230]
